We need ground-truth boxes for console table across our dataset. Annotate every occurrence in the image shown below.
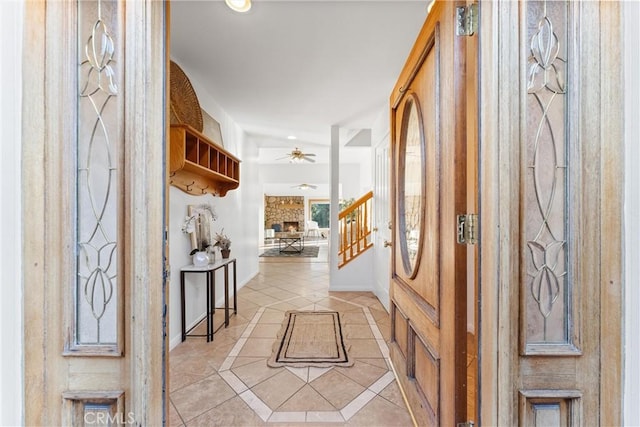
[180,258,237,342]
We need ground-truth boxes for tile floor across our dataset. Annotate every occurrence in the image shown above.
[169,246,414,426]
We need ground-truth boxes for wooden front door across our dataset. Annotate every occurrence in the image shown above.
[22,1,167,424]
[388,1,478,425]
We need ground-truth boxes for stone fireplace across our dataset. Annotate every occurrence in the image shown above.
[265,195,305,232]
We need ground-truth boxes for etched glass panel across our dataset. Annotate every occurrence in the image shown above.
[76,0,121,346]
[398,95,425,277]
[524,0,569,344]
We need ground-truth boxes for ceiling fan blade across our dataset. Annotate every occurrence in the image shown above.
[292,183,318,190]
[276,155,290,160]
[303,153,316,157]
[303,157,316,163]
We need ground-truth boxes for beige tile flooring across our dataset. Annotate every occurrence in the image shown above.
[169,251,414,426]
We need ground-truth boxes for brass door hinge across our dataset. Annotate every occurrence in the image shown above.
[456,3,478,36]
[457,214,478,245]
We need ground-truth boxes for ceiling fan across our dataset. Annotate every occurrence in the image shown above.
[277,147,316,163]
[291,183,317,190]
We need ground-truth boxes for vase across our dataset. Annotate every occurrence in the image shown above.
[192,251,209,267]
[221,249,231,259]
[206,250,216,264]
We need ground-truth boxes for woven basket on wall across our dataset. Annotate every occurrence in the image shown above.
[169,60,203,133]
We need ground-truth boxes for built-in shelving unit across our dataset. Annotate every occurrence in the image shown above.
[169,124,240,196]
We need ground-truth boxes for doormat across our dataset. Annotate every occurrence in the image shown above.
[259,246,319,258]
[267,311,353,368]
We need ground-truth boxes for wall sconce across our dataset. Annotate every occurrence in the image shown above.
[225,0,252,13]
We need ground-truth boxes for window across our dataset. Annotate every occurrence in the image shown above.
[309,199,330,228]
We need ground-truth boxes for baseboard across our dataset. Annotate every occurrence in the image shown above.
[373,286,390,312]
[328,283,374,292]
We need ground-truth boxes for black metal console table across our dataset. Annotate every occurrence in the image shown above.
[180,257,237,342]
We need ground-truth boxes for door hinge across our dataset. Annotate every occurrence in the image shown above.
[457,214,478,245]
[456,3,478,36]
[457,422,475,427]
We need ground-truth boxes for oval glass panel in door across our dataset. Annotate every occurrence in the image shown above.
[398,93,425,278]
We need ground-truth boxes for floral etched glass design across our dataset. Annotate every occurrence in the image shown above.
[524,0,569,344]
[76,0,120,345]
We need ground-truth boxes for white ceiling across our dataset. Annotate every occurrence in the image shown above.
[170,0,428,151]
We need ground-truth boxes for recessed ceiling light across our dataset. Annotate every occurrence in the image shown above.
[287,135,297,140]
[225,0,251,13]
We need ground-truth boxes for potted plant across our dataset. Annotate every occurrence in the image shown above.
[213,229,232,259]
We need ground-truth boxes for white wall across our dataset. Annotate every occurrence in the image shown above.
[168,63,260,349]
[260,163,330,188]
[0,1,24,424]
[343,146,373,197]
[624,1,640,423]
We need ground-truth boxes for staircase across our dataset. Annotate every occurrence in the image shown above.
[338,191,374,268]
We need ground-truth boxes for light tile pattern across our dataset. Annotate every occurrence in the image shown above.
[169,259,411,426]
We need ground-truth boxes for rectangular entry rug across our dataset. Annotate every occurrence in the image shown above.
[259,246,319,258]
[267,310,353,368]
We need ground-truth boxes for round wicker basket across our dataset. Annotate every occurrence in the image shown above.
[170,60,203,133]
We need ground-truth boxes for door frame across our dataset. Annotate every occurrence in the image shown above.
[477,1,623,424]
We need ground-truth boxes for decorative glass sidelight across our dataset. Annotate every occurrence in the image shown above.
[524,0,570,345]
[75,0,121,347]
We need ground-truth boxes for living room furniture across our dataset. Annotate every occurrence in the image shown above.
[278,235,305,253]
[306,220,320,238]
[180,257,237,342]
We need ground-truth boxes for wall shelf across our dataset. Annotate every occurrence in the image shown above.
[169,124,240,196]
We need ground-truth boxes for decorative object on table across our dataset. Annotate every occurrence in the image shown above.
[191,250,209,267]
[259,246,319,258]
[181,203,217,264]
[267,311,353,368]
[205,246,216,264]
[213,229,231,259]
